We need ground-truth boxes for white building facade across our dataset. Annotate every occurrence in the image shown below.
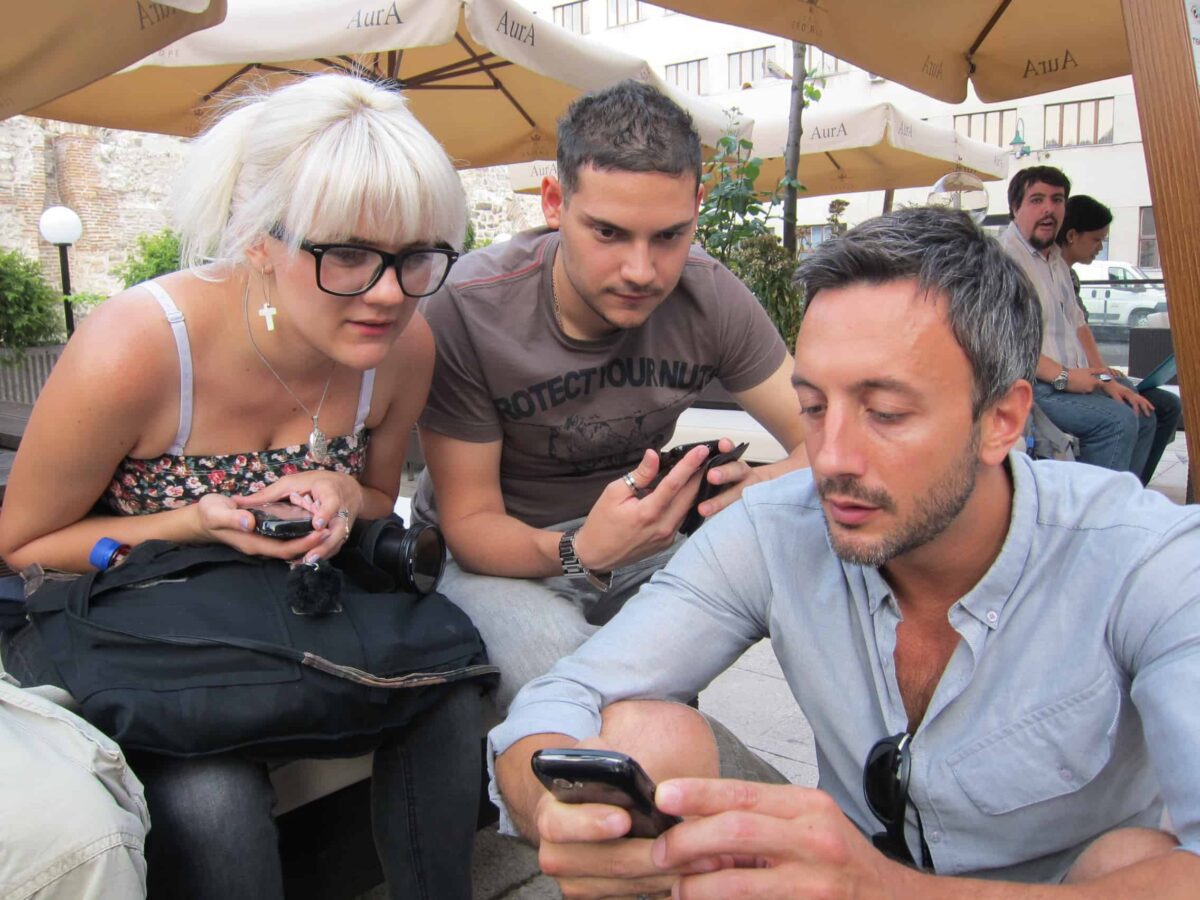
[524,0,1158,269]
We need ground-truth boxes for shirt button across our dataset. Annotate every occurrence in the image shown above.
[927,830,942,843]
[985,610,999,624]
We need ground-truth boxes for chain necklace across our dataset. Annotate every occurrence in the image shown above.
[550,259,565,331]
[242,276,336,464]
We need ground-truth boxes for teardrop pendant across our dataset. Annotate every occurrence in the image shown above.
[308,418,330,465]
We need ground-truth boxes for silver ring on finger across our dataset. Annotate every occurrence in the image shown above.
[336,507,351,542]
[623,471,648,500]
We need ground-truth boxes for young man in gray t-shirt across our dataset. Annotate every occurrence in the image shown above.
[416,81,808,710]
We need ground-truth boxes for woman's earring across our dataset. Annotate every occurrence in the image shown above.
[258,270,278,332]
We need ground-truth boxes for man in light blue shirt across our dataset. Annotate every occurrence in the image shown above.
[491,207,1200,898]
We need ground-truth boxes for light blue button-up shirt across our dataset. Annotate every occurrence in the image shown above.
[490,453,1200,882]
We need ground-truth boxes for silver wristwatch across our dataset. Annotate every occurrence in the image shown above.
[1052,368,1069,391]
[558,528,612,592]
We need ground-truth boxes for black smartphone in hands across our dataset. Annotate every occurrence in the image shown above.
[250,502,315,539]
[530,748,682,838]
[649,440,751,535]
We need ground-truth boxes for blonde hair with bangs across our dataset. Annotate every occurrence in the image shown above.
[174,73,466,269]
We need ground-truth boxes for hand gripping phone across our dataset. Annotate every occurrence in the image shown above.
[530,748,682,838]
[250,502,315,540]
[650,439,751,535]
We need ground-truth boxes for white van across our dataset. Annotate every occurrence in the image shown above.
[1073,261,1168,327]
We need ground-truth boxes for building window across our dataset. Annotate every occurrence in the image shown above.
[1139,207,1159,269]
[665,58,706,94]
[607,0,643,26]
[1043,98,1114,148]
[953,108,1018,148]
[805,45,844,76]
[727,46,775,88]
[553,1,587,33]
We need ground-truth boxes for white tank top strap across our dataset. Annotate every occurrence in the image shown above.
[354,369,376,433]
[141,281,193,455]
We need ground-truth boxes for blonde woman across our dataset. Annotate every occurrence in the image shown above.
[0,74,479,899]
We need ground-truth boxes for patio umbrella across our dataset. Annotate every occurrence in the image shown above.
[649,0,1129,103]
[0,1,227,121]
[22,0,738,169]
[510,100,1008,197]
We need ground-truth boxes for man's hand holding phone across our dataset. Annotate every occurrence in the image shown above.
[529,746,721,899]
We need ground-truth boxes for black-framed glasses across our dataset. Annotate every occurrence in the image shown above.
[270,224,459,297]
[300,240,458,298]
[863,732,919,866]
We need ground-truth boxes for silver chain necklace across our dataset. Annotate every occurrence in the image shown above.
[243,277,336,464]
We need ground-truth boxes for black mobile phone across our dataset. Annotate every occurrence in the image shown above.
[251,502,315,539]
[649,440,751,535]
[530,748,682,839]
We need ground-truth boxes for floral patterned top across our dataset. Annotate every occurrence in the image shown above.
[105,429,370,516]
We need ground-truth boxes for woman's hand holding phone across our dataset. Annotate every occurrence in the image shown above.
[193,493,328,560]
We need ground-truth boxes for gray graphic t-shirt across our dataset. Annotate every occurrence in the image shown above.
[416,229,787,527]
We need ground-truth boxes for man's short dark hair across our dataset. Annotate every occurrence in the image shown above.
[1056,195,1114,245]
[1007,166,1071,217]
[555,80,701,197]
[794,207,1041,418]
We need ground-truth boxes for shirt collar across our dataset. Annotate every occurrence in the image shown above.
[1004,221,1063,265]
[862,452,1036,629]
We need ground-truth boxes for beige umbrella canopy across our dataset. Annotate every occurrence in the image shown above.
[650,0,1130,103]
[511,100,1008,196]
[23,0,737,169]
[0,0,227,120]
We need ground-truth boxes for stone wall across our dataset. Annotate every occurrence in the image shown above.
[0,116,544,300]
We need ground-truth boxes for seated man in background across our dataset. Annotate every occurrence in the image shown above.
[492,208,1200,898]
[1055,193,1180,483]
[1001,166,1177,481]
[415,80,807,711]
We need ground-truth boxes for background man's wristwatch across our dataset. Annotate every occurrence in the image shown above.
[558,528,613,592]
[1052,367,1070,391]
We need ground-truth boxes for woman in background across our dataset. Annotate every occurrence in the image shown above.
[1056,194,1181,484]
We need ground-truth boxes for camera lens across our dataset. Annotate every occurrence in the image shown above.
[345,516,446,595]
[402,524,446,595]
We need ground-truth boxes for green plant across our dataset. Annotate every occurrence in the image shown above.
[112,228,181,288]
[697,128,805,345]
[0,247,65,361]
[696,128,776,265]
[725,234,806,349]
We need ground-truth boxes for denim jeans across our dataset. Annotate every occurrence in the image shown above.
[3,626,483,900]
[1033,380,1153,474]
[438,517,685,713]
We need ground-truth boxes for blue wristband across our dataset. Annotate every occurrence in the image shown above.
[88,537,124,571]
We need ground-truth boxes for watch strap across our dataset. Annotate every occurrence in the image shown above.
[558,528,612,592]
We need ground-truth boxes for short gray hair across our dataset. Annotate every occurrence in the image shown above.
[174,74,467,269]
[794,207,1041,417]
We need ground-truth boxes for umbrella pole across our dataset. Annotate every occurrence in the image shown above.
[1122,0,1200,498]
[882,189,895,214]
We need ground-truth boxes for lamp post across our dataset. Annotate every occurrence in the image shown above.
[38,206,83,338]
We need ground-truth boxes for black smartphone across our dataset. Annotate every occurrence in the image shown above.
[649,440,751,535]
[251,502,315,539]
[530,748,681,839]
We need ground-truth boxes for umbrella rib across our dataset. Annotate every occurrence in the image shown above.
[404,54,507,85]
[202,60,360,102]
[824,151,843,171]
[967,0,1012,64]
[451,32,537,129]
